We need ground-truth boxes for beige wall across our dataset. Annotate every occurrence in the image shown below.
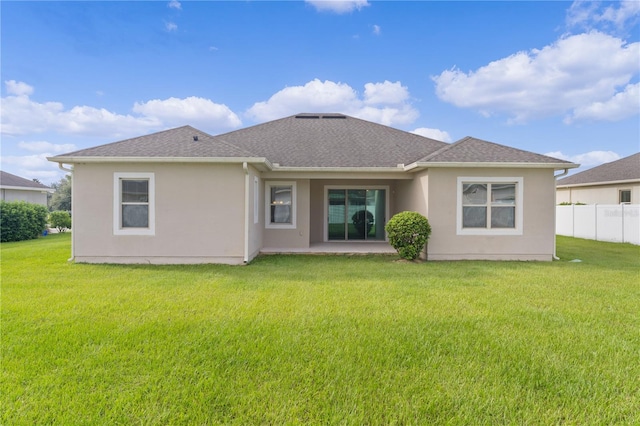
[556,182,640,205]
[247,165,262,261]
[262,179,310,249]
[395,169,429,215]
[73,163,246,264]
[1,188,49,206]
[427,168,556,261]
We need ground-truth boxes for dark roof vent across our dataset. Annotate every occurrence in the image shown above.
[295,114,320,119]
[193,135,199,141]
[320,114,346,119]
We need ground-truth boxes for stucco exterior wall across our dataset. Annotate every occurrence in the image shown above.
[395,169,429,216]
[427,167,556,261]
[262,179,310,249]
[73,162,246,264]
[247,166,263,262]
[1,188,49,206]
[556,182,640,205]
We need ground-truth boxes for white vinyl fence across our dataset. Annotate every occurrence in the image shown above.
[556,204,640,245]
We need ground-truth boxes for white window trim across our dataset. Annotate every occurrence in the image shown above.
[456,177,523,236]
[265,181,296,229]
[113,172,155,236]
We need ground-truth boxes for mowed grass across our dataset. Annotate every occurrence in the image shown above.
[1,234,639,424]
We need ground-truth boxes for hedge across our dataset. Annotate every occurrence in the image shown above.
[0,201,49,242]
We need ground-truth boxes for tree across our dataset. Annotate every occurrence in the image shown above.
[50,174,72,212]
[49,211,72,232]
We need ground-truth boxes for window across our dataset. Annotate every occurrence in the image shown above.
[457,177,523,235]
[113,173,155,235]
[620,190,631,204]
[265,181,296,229]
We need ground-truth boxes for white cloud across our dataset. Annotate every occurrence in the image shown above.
[364,81,409,105]
[1,153,63,183]
[133,96,242,129]
[18,141,77,153]
[567,0,640,31]
[5,80,34,96]
[372,24,381,35]
[165,22,178,32]
[168,0,182,10]
[544,150,621,168]
[246,79,419,126]
[566,82,640,123]
[1,81,242,138]
[432,31,640,124]
[305,0,369,14]
[411,128,452,142]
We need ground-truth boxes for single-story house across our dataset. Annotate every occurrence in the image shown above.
[48,113,577,264]
[0,171,54,206]
[556,153,640,205]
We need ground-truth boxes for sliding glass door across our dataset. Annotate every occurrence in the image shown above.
[327,188,386,241]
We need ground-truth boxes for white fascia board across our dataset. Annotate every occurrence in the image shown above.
[47,156,273,169]
[410,162,579,170]
[556,178,640,189]
[270,165,405,173]
[0,185,55,193]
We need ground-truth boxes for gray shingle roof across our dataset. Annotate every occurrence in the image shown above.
[0,171,52,189]
[50,114,575,169]
[418,136,574,165]
[57,125,258,158]
[210,114,448,167]
[557,152,640,186]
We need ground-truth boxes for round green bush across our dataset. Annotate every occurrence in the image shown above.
[385,211,432,260]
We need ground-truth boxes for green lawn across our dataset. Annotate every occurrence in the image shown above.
[2,234,639,424]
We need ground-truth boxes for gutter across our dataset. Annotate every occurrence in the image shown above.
[57,163,75,262]
[243,162,250,264]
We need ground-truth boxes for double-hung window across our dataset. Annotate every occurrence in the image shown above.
[265,181,296,229]
[114,172,155,235]
[457,177,523,235]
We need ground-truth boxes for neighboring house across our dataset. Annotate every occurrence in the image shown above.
[48,113,576,264]
[556,153,640,205]
[0,171,54,206]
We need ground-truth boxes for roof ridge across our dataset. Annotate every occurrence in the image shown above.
[416,136,472,162]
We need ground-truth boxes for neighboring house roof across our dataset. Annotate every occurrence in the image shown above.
[49,113,576,170]
[0,171,53,192]
[557,153,640,187]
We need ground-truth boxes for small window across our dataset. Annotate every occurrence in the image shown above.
[265,181,296,229]
[114,173,155,235]
[457,177,523,235]
[620,190,631,204]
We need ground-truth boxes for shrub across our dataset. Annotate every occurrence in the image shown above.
[0,201,49,242]
[49,211,72,232]
[385,211,432,260]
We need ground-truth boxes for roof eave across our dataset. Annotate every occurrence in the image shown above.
[0,185,55,193]
[409,161,579,170]
[47,156,274,170]
[270,165,406,173]
[556,178,640,188]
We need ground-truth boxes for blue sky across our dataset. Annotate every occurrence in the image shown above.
[1,0,638,185]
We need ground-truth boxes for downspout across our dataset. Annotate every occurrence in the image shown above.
[243,162,250,263]
[552,169,569,260]
[58,163,75,261]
